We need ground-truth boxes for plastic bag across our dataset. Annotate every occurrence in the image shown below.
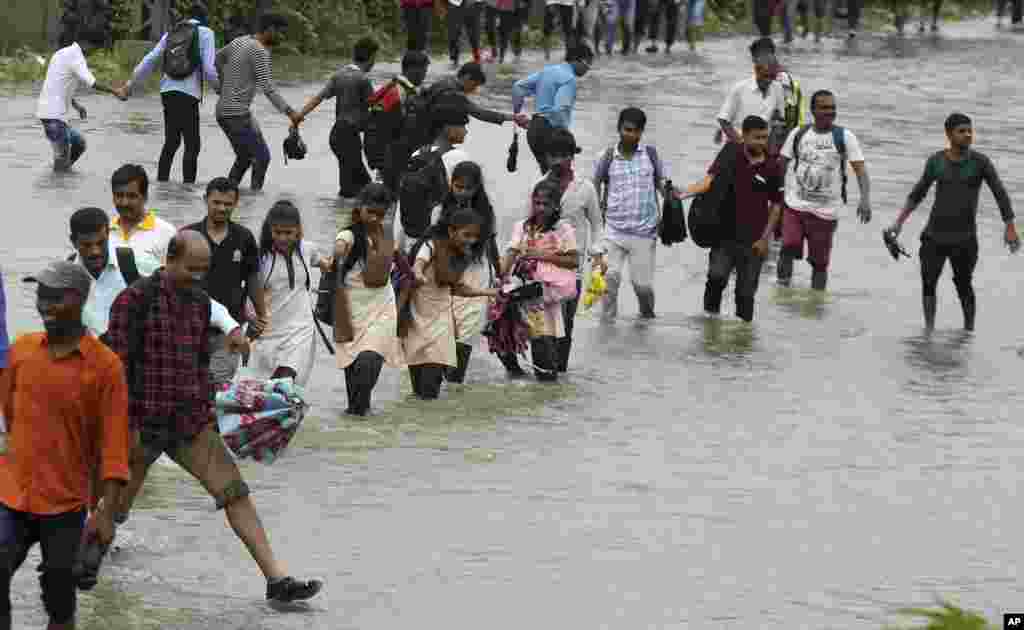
[216,378,307,465]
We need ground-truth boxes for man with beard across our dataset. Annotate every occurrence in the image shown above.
[106,231,322,603]
[0,261,130,630]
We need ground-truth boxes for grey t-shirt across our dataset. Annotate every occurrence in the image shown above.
[317,64,373,127]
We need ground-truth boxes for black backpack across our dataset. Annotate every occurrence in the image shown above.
[688,143,740,249]
[398,146,448,240]
[163,20,201,80]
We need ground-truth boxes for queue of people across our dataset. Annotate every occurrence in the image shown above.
[12,15,1022,627]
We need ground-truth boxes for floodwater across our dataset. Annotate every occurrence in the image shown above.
[2,18,1024,629]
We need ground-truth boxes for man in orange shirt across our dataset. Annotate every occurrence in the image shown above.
[0,261,130,630]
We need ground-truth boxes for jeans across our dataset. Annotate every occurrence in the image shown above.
[404,7,434,51]
[217,114,271,191]
[159,91,201,183]
[606,0,638,51]
[40,119,86,171]
[345,351,385,414]
[330,120,372,197]
[448,1,483,61]
[704,241,766,322]
[0,506,86,626]
[544,4,577,52]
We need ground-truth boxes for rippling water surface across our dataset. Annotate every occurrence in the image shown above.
[2,19,1023,628]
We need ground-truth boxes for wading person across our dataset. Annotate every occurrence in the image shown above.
[593,107,667,323]
[0,261,131,630]
[440,161,501,384]
[498,179,579,381]
[215,13,304,191]
[686,116,784,322]
[249,202,329,388]
[776,90,872,291]
[297,37,379,198]
[508,128,600,374]
[70,206,242,343]
[107,230,322,603]
[334,184,403,416]
[403,209,499,399]
[120,1,219,184]
[186,178,267,386]
[368,51,430,196]
[512,43,594,174]
[715,38,784,146]
[887,113,1019,332]
[424,63,530,131]
[37,26,124,172]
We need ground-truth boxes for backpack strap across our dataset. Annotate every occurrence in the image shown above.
[115,247,141,287]
[832,125,848,204]
[791,124,811,171]
[596,146,615,220]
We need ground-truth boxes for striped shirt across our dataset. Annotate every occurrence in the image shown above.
[215,36,292,119]
[594,143,665,240]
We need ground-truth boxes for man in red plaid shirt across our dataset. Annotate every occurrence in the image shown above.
[106,230,323,603]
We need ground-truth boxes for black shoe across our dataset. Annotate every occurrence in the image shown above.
[267,577,324,603]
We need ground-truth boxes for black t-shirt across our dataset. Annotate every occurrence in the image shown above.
[187,220,260,323]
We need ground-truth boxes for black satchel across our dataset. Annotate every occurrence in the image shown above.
[688,143,740,249]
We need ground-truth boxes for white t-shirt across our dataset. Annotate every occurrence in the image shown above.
[717,77,785,128]
[781,126,865,221]
[36,43,97,120]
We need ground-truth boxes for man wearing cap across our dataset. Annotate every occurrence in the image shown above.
[0,261,130,630]
[512,43,595,174]
[715,38,785,146]
[426,63,530,131]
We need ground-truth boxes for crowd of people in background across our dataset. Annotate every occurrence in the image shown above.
[3,0,1022,624]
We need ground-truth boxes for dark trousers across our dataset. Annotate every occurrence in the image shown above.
[543,4,577,51]
[217,114,271,191]
[998,0,1023,21]
[634,0,650,45]
[159,91,201,183]
[330,120,372,197]
[704,241,766,322]
[484,6,524,58]
[344,351,385,415]
[497,335,560,381]
[648,0,680,44]
[448,1,483,61]
[404,7,434,52]
[444,342,475,384]
[0,506,86,627]
[557,281,581,372]
[846,0,863,28]
[527,115,556,175]
[754,0,774,35]
[919,235,978,314]
[410,363,446,399]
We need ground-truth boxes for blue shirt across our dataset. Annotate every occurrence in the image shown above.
[511,63,578,129]
[129,20,219,99]
[0,273,8,369]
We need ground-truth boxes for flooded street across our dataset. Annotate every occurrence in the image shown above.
[3,18,1024,628]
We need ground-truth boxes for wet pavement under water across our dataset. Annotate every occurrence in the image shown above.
[2,18,1024,629]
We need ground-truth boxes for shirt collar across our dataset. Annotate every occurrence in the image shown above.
[112,212,157,237]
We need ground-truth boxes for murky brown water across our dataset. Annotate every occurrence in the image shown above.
[2,19,1024,629]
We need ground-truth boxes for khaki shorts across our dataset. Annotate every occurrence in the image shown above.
[134,422,250,510]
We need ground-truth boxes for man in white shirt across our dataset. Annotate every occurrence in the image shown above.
[108,164,178,264]
[777,89,872,291]
[715,37,785,145]
[37,26,124,171]
[68,207,246,346]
